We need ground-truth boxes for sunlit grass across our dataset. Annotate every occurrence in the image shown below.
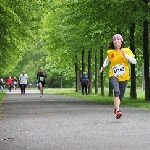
[0,92,6,102]
[44,87,150,110]
[1,87,149,110]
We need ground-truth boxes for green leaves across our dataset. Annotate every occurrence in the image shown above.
[0,0,149,88]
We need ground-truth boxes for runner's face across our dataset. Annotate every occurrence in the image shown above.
[113,38,122,49]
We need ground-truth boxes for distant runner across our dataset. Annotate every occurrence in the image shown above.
[37,67,47,97]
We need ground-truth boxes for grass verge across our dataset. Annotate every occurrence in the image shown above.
[44,88,150,110]
[0,92,6,102]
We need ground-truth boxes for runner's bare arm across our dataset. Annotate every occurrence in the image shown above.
[100,56,109,73]
[120,49,137,64]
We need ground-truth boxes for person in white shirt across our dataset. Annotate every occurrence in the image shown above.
[19,71,28,94]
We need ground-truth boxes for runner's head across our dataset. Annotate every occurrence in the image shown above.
[40,67,44,72]
[108,34,125,50]
[113,34,123,41]
[22,71,25,75]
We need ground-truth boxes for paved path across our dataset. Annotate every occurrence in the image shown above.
[0,89,150,150]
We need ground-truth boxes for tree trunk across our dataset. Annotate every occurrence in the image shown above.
[75,55,79,92]
[79,68,82,90]
[130,22,137,99]
[143,0,150,100]
[60,72,62,88]
[88,50,92,94]
[82,50,85,73]
[100,47,104,96]
[95,51,98,94]
[143,19,150,100]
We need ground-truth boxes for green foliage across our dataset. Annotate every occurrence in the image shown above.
[47,73,75,88]
[0,0,150,99]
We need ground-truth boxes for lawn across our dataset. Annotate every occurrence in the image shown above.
[0,92,6,102]
[1,87,150,110]
[44,87,150,110]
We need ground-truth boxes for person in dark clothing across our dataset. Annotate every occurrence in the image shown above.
[37,67,47,97]
[80,72,90,95]
[0,78,4,92]
[0,78,3,92]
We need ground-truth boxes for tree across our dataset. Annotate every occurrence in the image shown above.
[143,0,150,100]
[130,23,137,99]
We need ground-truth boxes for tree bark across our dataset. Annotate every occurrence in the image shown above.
[95,51,98,94]
[88,50,92,94]
[100,47,104,96]
[75,55,79,92]
[82,50,85,73]
[143,0,150,100]
[130,22,137,99]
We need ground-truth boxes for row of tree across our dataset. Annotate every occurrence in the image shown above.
[0,0,150,100]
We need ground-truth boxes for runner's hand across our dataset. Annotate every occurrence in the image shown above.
[100,67,104,73]
[121,49,125,56]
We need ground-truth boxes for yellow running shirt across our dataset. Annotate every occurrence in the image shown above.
[107,48,135,81]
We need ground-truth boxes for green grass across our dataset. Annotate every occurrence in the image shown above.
[44,88,150,110]
[1,87,149,110]
[0,92,6,102]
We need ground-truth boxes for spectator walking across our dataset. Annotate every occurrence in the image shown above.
[100,34,137,119]
[7,76,13,92]
[19,71,28,94]
[80,72,90,95]
[37,67,47,97]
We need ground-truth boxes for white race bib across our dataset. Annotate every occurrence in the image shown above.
[40,77,44,81]
[112,64,125,77]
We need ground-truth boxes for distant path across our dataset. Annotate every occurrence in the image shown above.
[0,89,150,150]
[5,88,40,94]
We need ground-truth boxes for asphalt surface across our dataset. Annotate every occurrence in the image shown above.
[0,89,150,150]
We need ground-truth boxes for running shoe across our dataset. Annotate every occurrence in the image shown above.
[116,110,122,119]
[113,108,116,115]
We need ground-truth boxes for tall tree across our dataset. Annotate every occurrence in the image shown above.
[88,50,92,94]
[143,0,150,100]
[100,47,104,96]
[130,23,137,99]
[95,50,98,94]
[75,55,80,92]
